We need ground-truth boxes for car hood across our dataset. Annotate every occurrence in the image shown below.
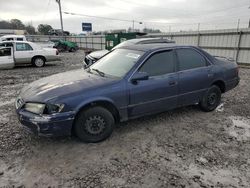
[19,69,116,102]
[88,50,109,59]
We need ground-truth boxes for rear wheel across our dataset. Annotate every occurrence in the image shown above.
[199,85,221,112]
[33,57,45,67]
[74,106,115,143]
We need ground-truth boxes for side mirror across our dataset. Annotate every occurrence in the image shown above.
[131,72,149,84]
[82,61,91,69]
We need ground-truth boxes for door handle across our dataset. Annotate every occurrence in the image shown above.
[169,81,177,86]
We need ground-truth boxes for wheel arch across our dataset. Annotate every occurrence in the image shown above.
[211,80,226,93]
[31,55,46,63]
[71,99,120,135]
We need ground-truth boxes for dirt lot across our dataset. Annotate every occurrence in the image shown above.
[0,50,249,187]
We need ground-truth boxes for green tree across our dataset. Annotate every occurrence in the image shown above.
[37,24,53,35]
[10,19,25,29]
[0,20,12,29]
[25,25,36,35]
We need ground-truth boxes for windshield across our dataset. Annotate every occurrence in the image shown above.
[90,49,144,78]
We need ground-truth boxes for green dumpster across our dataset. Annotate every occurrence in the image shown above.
[105,33,137,50]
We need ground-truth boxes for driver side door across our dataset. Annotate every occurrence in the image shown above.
[127,50,178,118]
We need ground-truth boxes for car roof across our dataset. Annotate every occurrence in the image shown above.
[0,41,30,44]
[0,35,25,38]
[123,38,174,44]
[119,43,189,52]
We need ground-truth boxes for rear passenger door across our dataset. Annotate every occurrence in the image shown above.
[176,48,212,106]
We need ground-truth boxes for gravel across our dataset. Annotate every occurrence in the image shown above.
[0,50,249,187]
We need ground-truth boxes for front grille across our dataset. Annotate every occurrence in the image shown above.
[15,97,24,109]
[85,55,97,66]
[84,57,91,65]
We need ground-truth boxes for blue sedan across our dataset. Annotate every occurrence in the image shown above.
[15,44,239,142]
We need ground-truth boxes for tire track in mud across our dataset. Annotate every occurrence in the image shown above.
[0,52,249,187]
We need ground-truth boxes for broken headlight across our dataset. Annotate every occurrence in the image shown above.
[44,103,65,114]
[24,103,64,115]
[24,103,46,114]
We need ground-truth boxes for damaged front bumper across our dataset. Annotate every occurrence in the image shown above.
[16,109,75,137]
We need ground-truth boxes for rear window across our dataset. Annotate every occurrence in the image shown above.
[176,48,207,71]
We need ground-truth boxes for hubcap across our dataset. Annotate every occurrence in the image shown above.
[35,59,44,67]
[208,93,217,106]
[84,115,105,135]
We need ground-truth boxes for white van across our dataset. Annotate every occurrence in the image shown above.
[0,35,27,42]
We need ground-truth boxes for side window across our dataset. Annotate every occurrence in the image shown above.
[25,44,33,50]
[139,50,175,77]
[16,43,33,51]
[17,38,24,41]
[6,38,14,41]
[0,48,11,57]
[176,48,207,71]
[5,43,13,47]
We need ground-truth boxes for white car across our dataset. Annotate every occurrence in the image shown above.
[0,35,26,42]
[0,41,60,67]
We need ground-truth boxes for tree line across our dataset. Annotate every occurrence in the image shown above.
[0,19,54,35]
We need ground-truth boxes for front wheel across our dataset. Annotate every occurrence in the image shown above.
[199,85,221,112]
[74,106,115,143]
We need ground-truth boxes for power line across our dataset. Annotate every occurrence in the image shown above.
[119,0,250,15]
[63,11,142,24]
[118,0,250,19]
[64,11,250,27]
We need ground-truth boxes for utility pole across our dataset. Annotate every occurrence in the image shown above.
[249,5,250,28]
[197,23,200,32]
[132,20,135,32]
[237,19,240,31]
[56,0,64,35]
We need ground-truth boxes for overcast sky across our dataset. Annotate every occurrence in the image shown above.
[0,0,250,33]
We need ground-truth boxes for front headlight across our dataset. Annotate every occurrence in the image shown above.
[24,103,45,114]
[44,104,64,114]
[24,103,64,115]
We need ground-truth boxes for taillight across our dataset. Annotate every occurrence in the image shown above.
[56,50,59,55]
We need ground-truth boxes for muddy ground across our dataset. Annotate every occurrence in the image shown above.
[0,50,249,188]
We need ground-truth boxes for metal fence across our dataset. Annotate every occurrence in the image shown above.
[146,28,250,65]
[26,35,106,50]
[25,28,250,65]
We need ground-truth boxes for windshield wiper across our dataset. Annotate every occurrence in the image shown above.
[91,68,105,77]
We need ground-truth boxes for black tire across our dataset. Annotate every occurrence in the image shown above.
[199,85,221,112]
[32,57,45,67]
[74,106,115,143]
[69,47,76,52]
